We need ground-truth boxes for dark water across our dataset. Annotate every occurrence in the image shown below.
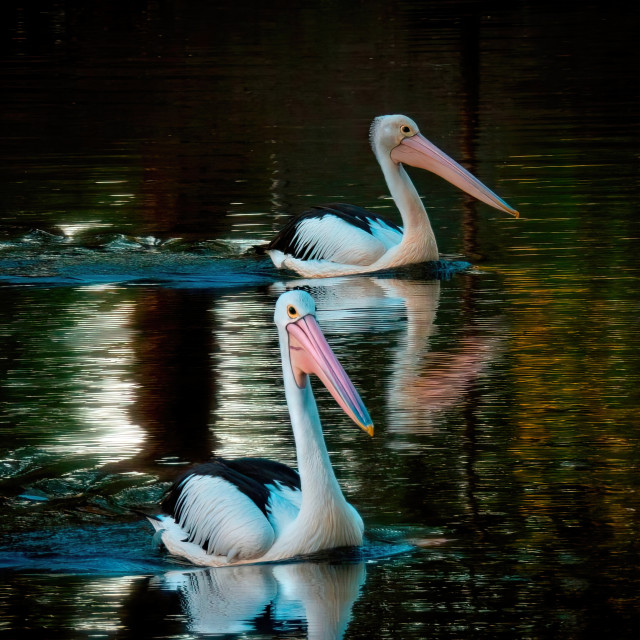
[1,1,639,638]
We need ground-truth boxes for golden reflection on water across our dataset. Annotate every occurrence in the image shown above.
[496,260,640,551]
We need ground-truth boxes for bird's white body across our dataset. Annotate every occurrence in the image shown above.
[149,291,373,566]
[263,114,518,278]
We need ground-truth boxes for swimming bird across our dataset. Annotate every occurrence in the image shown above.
[262,114,518,278]
[148,289,373,566]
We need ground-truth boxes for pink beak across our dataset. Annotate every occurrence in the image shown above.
[390,133,519,217]
[287,315,374,437]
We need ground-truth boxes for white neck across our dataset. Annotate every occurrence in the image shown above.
[264,331,363,558]
[279,336,346,510]
[377,151,439,263]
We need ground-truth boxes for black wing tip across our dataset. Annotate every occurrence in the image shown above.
[230,457,301,491]
[132,507,163,521]
[251,242,269,255]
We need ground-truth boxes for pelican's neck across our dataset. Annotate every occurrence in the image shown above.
[285,373,346,508]
[378,152,439,262]
[261,328,364,560]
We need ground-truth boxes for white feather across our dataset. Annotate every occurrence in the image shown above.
[265,481,302,537]
[267,249,287,268]
[367,218,403,248]
[174,475,276,561]
[290,216,390,265]
[153,517,231,566]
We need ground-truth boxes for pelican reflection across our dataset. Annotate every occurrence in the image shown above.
[151,560,366,639]
[271,275,503,439]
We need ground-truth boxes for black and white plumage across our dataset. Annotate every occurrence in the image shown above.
[160,459,302,561]
[148,290,374,566]
[263,114,519,278]
[266,203,403,265]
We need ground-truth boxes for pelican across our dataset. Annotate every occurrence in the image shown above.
[148,290,373,566]
[262,114,519,278]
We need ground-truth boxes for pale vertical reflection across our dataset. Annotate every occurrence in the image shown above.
[210,292,292,462]
[51,286,142,462]
[210,279,506,462]
[65,576,141,634]
[152,561,366,638]
[383,278,505,444]
[210,279,441,495]
[209,284,387,466]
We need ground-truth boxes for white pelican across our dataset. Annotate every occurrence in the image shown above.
[148,289,373,566]
[263,114,519,278]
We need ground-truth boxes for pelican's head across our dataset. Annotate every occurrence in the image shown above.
[370,114,519,217]
[369,114,422,156]
[274,290,374,436]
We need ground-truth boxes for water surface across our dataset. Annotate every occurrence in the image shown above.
[1,2,639,638]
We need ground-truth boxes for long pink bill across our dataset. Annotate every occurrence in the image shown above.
[390,133,519,217]
[287,315,374,436]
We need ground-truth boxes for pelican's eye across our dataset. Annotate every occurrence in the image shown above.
[287,305,299,319]
[401,124,412,135]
